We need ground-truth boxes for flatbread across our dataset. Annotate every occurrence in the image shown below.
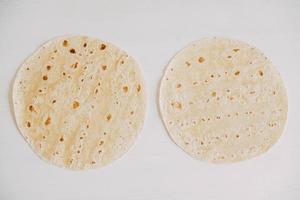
[13,35,146,170]
[159,38,288,163]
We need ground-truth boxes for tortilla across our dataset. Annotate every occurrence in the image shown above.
[13,35,146,170]
[159,38,288,163]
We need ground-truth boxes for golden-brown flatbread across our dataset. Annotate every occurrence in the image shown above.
[13,35,146,170]
[160,38,287,163]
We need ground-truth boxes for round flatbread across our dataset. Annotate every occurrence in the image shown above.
[13,35,146,170]
[159,38,288,163]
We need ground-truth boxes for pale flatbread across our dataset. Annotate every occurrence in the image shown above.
[13,35,146,170]
[160,38,288,163]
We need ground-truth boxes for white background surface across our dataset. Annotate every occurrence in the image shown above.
[0,0,300,199]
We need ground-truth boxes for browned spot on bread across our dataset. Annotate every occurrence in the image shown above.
[71,62,78,69]
[123,86,128,93]
[106,114,112,121]
[45,117,51,126]
[42,75,48,80]
[91,161,96,164]
[259,70,264,76]
[100,44,106,50]
[130,111,134,115]
[28,105,35,112]
[198,57,205,63]
[52,100,56,104]
[185,61,191,66]
[26,121,31,128]
[63,40,68,47]
[99,141,104,145]
[176,83,181,88]
[83,43,87,47]
[73,101,80,109]
[46,65,51,70]
[234,71,240,76]
[102,65,107,71]
[233,48,240,52]
[137,84,141,92]
[171,101,182,109]
[59,136,64,142]
[69,48,76,54]
[211,91,216,97]
[227,55,232,58]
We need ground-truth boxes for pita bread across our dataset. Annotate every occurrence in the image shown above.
[13,35,146,170]
[159,38,288,163]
